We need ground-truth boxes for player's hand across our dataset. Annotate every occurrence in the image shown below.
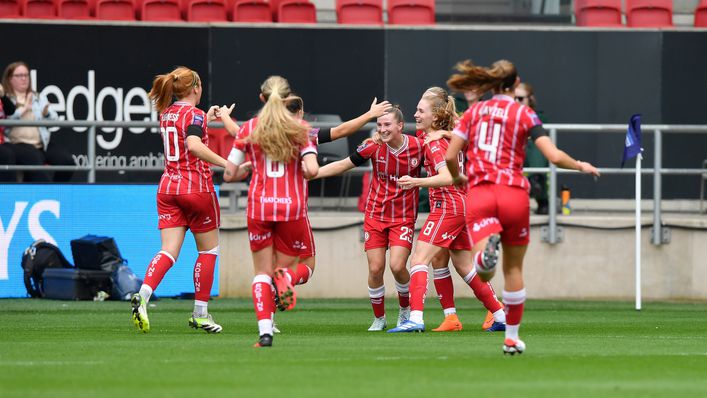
[368,97,392,119]
[451,173,468,187]
[577,160,600,177]
[370,132,383,145]
[240,161,252,173]
[219,103,235,117]
[206,105,219,122]
[423,130,447,145]
[397,175,417,189]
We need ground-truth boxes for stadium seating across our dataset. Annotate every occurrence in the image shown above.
[21,0,57,18]
[336,0,383,25]
[695,0,707,27]
[186,0,227,21]
[95,0,136,19]
[626,0,673,27]
[0,0,22,17]
[140,0,182,20]
[268,0,281,20]
[575,0,622,26]
[387,0,435,25]
[277,0,316,23]
[57,0,92,19]
[230,0,271,22]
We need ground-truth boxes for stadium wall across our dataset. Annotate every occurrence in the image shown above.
[1,22,705,200]
[219,213,707,301]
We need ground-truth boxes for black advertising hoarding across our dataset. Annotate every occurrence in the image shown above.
[1,22,705,197]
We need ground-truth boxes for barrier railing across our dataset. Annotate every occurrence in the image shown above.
[1,120,706,246]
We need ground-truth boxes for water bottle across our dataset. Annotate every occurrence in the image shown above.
[561,185,571,215]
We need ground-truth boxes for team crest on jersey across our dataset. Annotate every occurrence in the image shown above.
[193,114,204,126]
[411,158,419,167]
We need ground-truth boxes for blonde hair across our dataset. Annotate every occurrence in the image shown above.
[251,76,308,162]
[447,59,517,95]
[422,87,456,131]
[149,66,200,113]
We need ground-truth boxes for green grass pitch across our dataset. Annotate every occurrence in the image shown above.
[1,298,706,397]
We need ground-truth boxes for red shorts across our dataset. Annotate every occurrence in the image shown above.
[466,183,530,246]
[363,218,415,251]
[247,217,316,258]
[417,212,472,251]
[157,192,220,233]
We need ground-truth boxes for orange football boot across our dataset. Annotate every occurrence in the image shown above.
[432,313,463,332]
[482,303,504,330]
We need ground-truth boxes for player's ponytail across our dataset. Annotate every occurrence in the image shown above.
[252,76,308,162]
[423,87,456,131]
[149,67,201,113]
[447,59,517,96]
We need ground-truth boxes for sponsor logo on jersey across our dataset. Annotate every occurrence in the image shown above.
[472,217,500,232]
[441,232,457,240]
[430,146,440,153]
[193,114,204,126]
[259,197,294,205]
[519,227,528,238]
[249,231,272,242]
[203,217,212,224]
[158,214,172,221]
[292,240,308,250]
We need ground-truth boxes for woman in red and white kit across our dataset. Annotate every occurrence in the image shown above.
[445,60,600,354]
[131,67,228,334]
[223,76,319,348]
[315,107,424,331]
[388,87,506,333]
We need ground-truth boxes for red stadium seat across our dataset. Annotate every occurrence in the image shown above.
[95,0,135,19]
[336,0,382,25]
[230,0,271,22]
[387,0,434,25]
[695,0,707,27]
[0,0,22,17]
[140,0,181,20]
[21,0,57,18]
[186,0,226,21]
[57,0,92,19]
[277,0,315,23]
[575,0,622,26]
[268,0,281,19]
[626,0,672,27]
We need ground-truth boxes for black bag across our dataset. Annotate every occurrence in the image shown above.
[111,264,143,301]
[21,239,74,298]
[70,235,125,272]
[43,268,112,300]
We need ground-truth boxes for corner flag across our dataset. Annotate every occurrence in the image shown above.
[621,114,643,168]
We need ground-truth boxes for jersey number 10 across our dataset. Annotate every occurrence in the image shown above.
[161,126,179,162]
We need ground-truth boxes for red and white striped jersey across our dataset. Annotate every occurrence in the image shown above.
[416,131,466,215]
[235,117,317,222]
[157,101,214,195]
[357,134,424,223]
[453,94,542,190]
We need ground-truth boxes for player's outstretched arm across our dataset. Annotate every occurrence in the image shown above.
[398,165,453,189]
[186,135,227,168]
[313,157,356,179]
[328,98,392,142]
[217,104,240,136]
[534,136,600,177]
[302,153,320,180]
[445,134,468,187]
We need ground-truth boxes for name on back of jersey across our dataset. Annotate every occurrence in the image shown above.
[479,105,508,119]
[161,113,179,122]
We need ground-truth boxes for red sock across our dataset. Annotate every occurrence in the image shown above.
[368,285,385,318]
[286,263,313,286]
[395,280,410,308]
[252,274,275,321]
[433,267,455,311]
[143,251,175,291]
[409,264,428,312]
[194,252,217,302]
[503,289,526,325]
[465,271,503,313]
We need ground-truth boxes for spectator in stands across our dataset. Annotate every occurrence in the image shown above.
[515,82,549,214]
[0,83,17,182]
[2,61,74,182]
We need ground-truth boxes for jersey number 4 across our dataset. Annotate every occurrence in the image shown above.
[478,121,501,163]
